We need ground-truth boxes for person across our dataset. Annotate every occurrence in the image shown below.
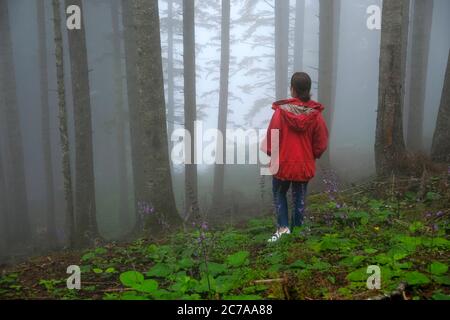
[261,72,329,243]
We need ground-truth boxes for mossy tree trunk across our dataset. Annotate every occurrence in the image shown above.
[406,0,434,151]
[38,0,58,246]
[122,0,144,233]
[431,51,450,163]
[0,0,31,245]
[52,0,76,248]
[65,0,99,247]
[212,0,231,214]
[183,0,200,221]
[132,0,182,233]
[375,0,410,176]
[111,0,131,231]
[275,0,289,100]
[318,0,341,169]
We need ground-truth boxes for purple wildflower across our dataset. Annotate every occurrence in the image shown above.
[322,169,343,209]
[137,201,154,217]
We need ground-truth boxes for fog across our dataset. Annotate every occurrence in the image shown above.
[0,0,449,262]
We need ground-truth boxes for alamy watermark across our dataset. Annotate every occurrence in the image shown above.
[367,265,381,290]
[366,5,382,30]
[65,4,381,31]
[170,121,279,176]
[66,5,81,30]
[66,265,81,290]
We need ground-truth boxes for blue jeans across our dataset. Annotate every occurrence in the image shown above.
[272,177,308,230]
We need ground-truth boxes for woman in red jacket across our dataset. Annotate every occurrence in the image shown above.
[262,72,329,242]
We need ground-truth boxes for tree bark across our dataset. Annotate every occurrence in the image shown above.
[122,0,144,232]
[132,0,182,233]
[38,0,58,246]
[293,0,305,72]
[406,0,434,151]
[52,0,75,248]
[431,50,450,163]
[65,0,99,247]
[212,0,231,213]
[0,0,31,245]
[375,0,410,177]
[111,0,130,231]
[167,0,175,149]
[275,0,290,100]
[318,0,340,168]
[0,149,8,255]
[183,0,200,221]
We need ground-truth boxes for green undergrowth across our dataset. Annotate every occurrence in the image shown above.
[1,178,449,300]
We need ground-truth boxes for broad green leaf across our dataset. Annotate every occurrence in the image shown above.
[120,271,144,287]
[178,257,194,269]
[432,275,450,285]
[146,263,174,278]
[339,255,366,267]
[430,262,448,275]
[373,253,391,265]
[199,262,227,276]
[346,268,367,282]
[135,279,158,293]
[81,252,95,262]
[105,267,116,273]
[93,268,103,274]
[215,275,236,294]
[421,237,450,249]
[432,292,450,300]
[226,251,250,267]
[404,271,430,286]
[387,248,409,261]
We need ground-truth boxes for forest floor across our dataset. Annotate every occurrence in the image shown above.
[0,174,449,300]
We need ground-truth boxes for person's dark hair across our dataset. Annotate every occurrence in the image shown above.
[291,72,312,102]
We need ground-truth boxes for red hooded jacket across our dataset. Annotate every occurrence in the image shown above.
[261,98,329,182]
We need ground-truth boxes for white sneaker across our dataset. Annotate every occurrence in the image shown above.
[268,228,291,243]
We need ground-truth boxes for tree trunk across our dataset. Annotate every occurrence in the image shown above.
[167,0,175,149]
[52,0,75,248]
[406,0,434,151]
[132,0,182,233]
[0,149,8,255]
[0,0,31,245]
[212,0,231,213]
[293,0,305,72]
[318,0,341,168]
[431,51,450,163]
[375,0,410,177]
[275,0,290,100]
[65,0,99,247]
[122,0,144,232]
[183,0,200,221]
[111,0,130,231]
[37,0,58,246]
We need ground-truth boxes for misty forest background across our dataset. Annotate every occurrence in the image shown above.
[0,0,449,264]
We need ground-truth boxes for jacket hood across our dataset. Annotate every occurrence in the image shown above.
[272,98,325,132]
